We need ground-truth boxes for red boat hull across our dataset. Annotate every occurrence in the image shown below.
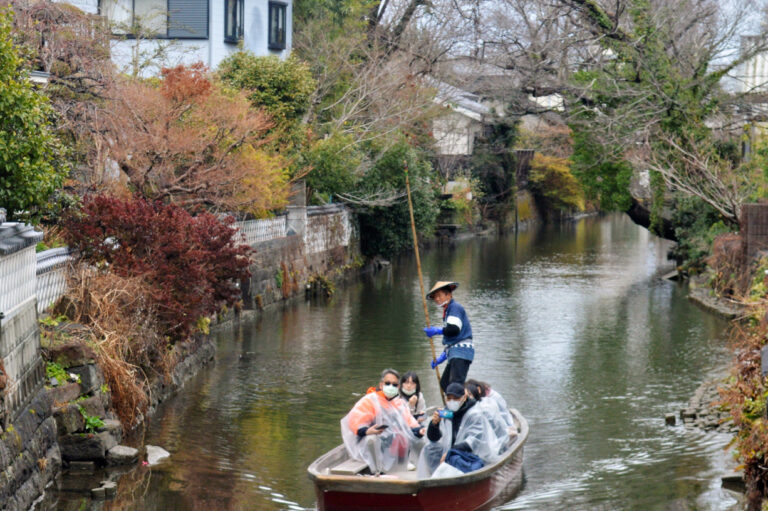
[315,448,524,511]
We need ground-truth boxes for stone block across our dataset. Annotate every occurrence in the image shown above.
[26,391,53,427]
[59,433,106,461]
[96,430,117,452]
[680,409,697,420]
[42,341,97,369]
[97,419,122,444]
[68,364,104,394]
[722,472,746,492]
[91,486,106,499]
[106,445,138,466]
[102,480,117,497]
[47,383,82,405]
[79,394,107,419]
[54,404,85,436]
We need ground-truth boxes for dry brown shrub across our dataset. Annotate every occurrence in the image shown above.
[707,233,748,298]
[62,264,175,428]
[93,65,289,215]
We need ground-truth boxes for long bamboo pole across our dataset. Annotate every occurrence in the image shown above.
[404,161,446,405]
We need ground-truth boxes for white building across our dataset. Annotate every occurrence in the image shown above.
[736,35,768,93]
[58,0,292,74]
[432,81,490,157]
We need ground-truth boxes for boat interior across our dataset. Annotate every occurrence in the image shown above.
[320,408,522,481]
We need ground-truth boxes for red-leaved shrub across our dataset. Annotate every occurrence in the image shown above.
[63,194,251,341]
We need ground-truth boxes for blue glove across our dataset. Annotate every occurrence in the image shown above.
[430,351,447,369]
[424,326,443,338]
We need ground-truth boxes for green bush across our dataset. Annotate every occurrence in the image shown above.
[0,9,67,221]
[669,195,731,271]
[357,141,439,257]
[303,132,361,203]
[570,128,633,212]
[528,153,584,212]
[470,117,518,212]
[218,52,316,126]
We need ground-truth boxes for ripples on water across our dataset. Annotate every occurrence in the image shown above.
[52,214,739,511]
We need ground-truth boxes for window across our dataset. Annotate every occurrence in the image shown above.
[100,0,209,39]
[134,0,167,35]
[224,0,243,43]
[268,2,286,50]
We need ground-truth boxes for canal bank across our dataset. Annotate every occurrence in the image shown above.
[36,213,741,511]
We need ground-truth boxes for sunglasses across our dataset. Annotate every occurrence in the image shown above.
[383,382,399,387]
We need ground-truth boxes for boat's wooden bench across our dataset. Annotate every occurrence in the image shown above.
[330,458,368,475]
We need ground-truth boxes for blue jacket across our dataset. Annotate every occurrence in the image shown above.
[442,299,474,362]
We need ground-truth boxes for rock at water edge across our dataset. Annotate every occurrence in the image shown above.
[107,445,139,466]
[146,445,170,465]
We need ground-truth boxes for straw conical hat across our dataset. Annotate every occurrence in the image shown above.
[426,281,459,299]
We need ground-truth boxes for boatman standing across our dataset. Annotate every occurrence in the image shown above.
[423,281,473,391]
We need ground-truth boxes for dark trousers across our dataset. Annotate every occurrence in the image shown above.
[440,358,471,392]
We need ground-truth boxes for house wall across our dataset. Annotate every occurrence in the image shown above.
[66,0,98,13]
[433,111,482,156]
[739,51,768,93]
[64,0,292,75]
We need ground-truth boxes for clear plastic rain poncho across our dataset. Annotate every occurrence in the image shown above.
[417,401,506,479]
[476,397,511,446]
[340,391,420,474]
[487,389,515,429]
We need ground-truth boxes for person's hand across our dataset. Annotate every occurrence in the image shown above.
[366,425,385,435]
[430,351,447,369]
[423,326,443,338]
[431,410,440,425]
[440,452,447,463]
[419,427,426,436]
[409,395,418,408]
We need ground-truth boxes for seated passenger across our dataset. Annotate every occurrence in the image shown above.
[399,371,427,423]
[417,383,504,478]
[471,379,516,435]
[341,368,426,475]
[465,380,509,448]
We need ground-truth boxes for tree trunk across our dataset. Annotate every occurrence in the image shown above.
[624,197,678,242]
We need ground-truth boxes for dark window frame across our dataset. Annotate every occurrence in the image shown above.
[224,0,244,44]
[102,0,210,40]
[268,1,287,50]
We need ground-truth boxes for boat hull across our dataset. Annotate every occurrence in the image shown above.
[314,434,525,511]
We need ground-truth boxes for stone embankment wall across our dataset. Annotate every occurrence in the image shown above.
[0,221,61,511]
[678,374,737,434]
[0,189,360,508]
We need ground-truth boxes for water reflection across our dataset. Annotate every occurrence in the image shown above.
[51,214,734,511]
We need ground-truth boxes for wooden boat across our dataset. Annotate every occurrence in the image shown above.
[307,408,528,511]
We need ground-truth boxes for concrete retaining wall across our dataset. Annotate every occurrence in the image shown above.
[243,214,360,309]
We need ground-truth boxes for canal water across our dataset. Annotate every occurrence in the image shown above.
[55,213,737,510]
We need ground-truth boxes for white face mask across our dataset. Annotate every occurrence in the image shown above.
[401,387,416,396]
[446,399,462,412]
[382,383,399,399]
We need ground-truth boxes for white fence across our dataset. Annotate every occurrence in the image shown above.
[234,214,288,245]
[0,205,354,317]
[35,248,72,315]
[234,205,353,254]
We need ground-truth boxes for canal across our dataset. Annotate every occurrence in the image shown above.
[55,213,736,510]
